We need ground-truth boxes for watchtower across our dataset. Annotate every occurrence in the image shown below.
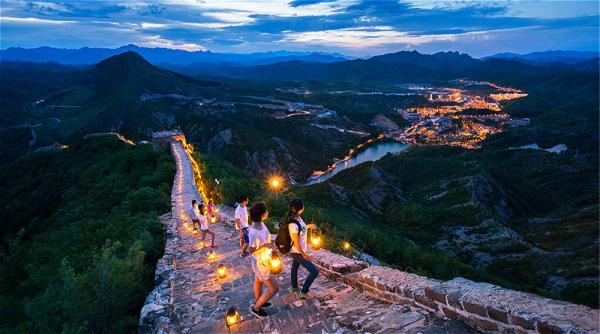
[152,130,187,152]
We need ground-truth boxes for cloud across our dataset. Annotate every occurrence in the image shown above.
[0,0,597,56]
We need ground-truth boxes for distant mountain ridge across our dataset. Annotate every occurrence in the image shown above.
[0,44,349,66]
[484,50,599,65]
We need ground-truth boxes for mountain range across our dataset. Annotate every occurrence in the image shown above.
[485,50,599,65]
[0,44,349,66]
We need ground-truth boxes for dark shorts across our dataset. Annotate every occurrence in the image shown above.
[241,227,249,244]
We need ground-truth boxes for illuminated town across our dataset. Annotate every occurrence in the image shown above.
[396,80,528,148]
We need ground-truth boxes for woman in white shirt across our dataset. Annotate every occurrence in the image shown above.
[247,202,279,317]
[287,199,319,299]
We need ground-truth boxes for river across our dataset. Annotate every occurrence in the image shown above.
[304,142,409,185]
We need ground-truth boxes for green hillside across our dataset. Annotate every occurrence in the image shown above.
[0,137,174,333]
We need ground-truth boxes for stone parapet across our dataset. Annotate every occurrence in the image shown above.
[311,248,599,334]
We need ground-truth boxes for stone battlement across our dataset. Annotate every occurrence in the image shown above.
[311,250,599,334]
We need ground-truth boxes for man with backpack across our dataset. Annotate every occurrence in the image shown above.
[275,199,319,299]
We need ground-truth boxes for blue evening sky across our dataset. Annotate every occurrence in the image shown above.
[0,0,598,57]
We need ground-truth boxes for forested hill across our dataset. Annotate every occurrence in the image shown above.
[0,137,174,333]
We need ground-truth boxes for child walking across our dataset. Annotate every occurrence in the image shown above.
[198,203,217,248]
[247,203,279,317]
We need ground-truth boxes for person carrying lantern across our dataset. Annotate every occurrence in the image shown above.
[247,202,279,317]
[189,199,201,234]
[198,203,217,248]
[287,199,319,299]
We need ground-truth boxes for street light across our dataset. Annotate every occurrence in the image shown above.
[269,176,283,190]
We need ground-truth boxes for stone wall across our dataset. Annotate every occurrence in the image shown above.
[138,214,179,334]
[311,249,599,334]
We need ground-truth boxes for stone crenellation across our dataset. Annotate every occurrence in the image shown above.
[310,250,599,334]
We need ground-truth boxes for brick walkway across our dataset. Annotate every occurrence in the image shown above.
[166,143,473,334]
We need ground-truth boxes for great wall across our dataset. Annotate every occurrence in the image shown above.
[139,137,599,334]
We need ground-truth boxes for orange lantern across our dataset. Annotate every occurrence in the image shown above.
[208,250,217,261]
[310,228,322,250]
[342,241,351,251]
[225,307,239,327]
[211,216,217,223]
[270,253,282,274]
[217,264,227,278]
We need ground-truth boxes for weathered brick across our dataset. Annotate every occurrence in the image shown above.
[446,292,463,310]
[511,314,535,330]
[362,277,376,288]
[401,287,414,298]
[413,291,437,311]
[424,287,447,304]
[536,321,567,334]
[463,301,488,317]
[488,307,509,323]
[441,306,460,320]
[472,317,499,331]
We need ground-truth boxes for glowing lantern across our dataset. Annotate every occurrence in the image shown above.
[342,241,351,251]
[269,253,282,274]
[211,216,217,223]
[217,264,227,278]
[208,250,217,261]
[226,307,239,328]
[193,228,198,235]
[310,228,322,250]
[199,241,205,249]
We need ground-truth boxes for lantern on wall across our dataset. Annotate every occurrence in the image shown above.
[217,264,227,278]
[310,228,322,250]
[225,307,239,327]
[269,253,282,274]
[342,241,351,251]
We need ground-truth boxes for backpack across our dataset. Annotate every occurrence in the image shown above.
[275,218,301,254]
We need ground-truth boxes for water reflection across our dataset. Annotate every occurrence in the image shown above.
[305,142,408,185]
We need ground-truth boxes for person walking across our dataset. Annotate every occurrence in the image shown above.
[235,195,250,256]
[207,200,214,221]
[198,203,217,248]
[287,199,319,299]
[189,199,201,234]
[247,202,279,317]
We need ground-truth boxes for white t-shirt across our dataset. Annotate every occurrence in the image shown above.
[234,205,249,229]
[248,222,272,281]
[189,205,200,220]
[248,223,271,259]
[199,215,209,230]
[289,217,307,254]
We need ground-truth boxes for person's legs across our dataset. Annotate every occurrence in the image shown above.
[295,255,320,294]
[241,227,249,254]
[290,253,301,289]
[209,230,215,245]
[200,230,207,243]
[253,275,263,304]
[255,276,279,310]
